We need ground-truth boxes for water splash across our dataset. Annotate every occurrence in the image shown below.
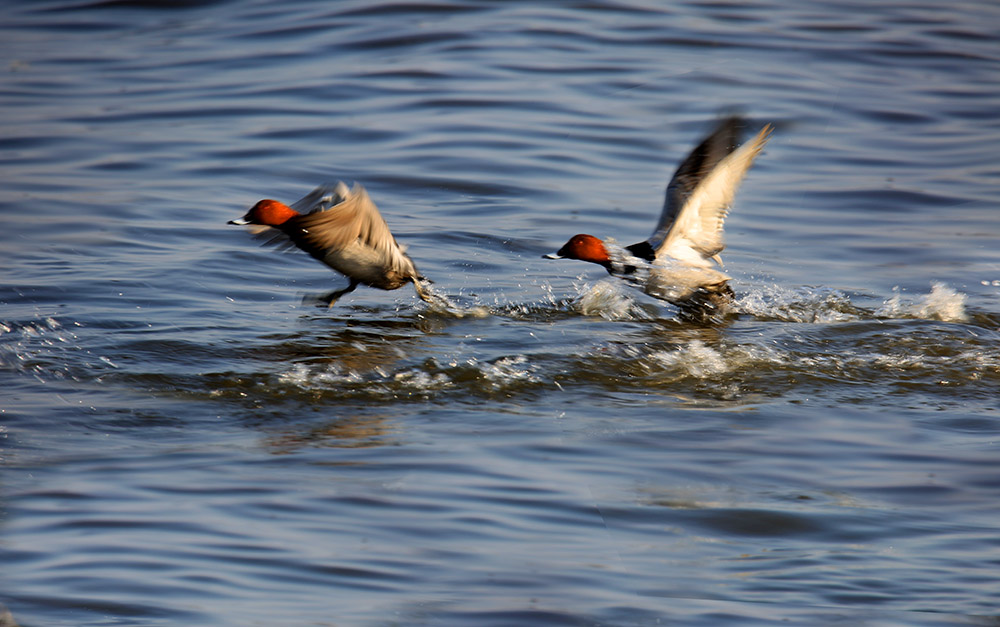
[734,282,971,325]
[416,283,492,319]
[273,352,541,399]
[571,280,655,321]
[478,354,540,386]
[646,340,731,378]
[734,284,862,323]
[876,282,968,323]
[0,315,108,382]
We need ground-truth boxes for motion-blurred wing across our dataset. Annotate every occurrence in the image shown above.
[290,183,414,275]
[289,183,350,215]
[657,124,773,262]
[646,117,746,252]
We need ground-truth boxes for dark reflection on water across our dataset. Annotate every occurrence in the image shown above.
[3,0,1000,625]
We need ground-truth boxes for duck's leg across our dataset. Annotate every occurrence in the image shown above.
[307,280,359,308]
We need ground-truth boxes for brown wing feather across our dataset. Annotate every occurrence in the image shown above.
[286,184,417,279]
[292,184,399,254]
[250,183,349,252]
[249,183,419,284]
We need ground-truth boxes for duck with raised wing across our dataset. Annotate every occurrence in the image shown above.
[229,182,432,307]
[545,117,772,319]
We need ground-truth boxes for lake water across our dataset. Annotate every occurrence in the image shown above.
[2,1,999,625]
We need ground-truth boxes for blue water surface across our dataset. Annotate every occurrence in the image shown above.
[2,1,999,625]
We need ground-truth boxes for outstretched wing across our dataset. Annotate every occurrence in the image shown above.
[289,183,350,215]
[645,117,747,252]
[656,124,773,263]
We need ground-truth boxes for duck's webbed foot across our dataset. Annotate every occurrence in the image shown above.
[413,278,434,303]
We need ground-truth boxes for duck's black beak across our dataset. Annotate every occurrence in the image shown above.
[542,252,563,259]
[228,217,249,225]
